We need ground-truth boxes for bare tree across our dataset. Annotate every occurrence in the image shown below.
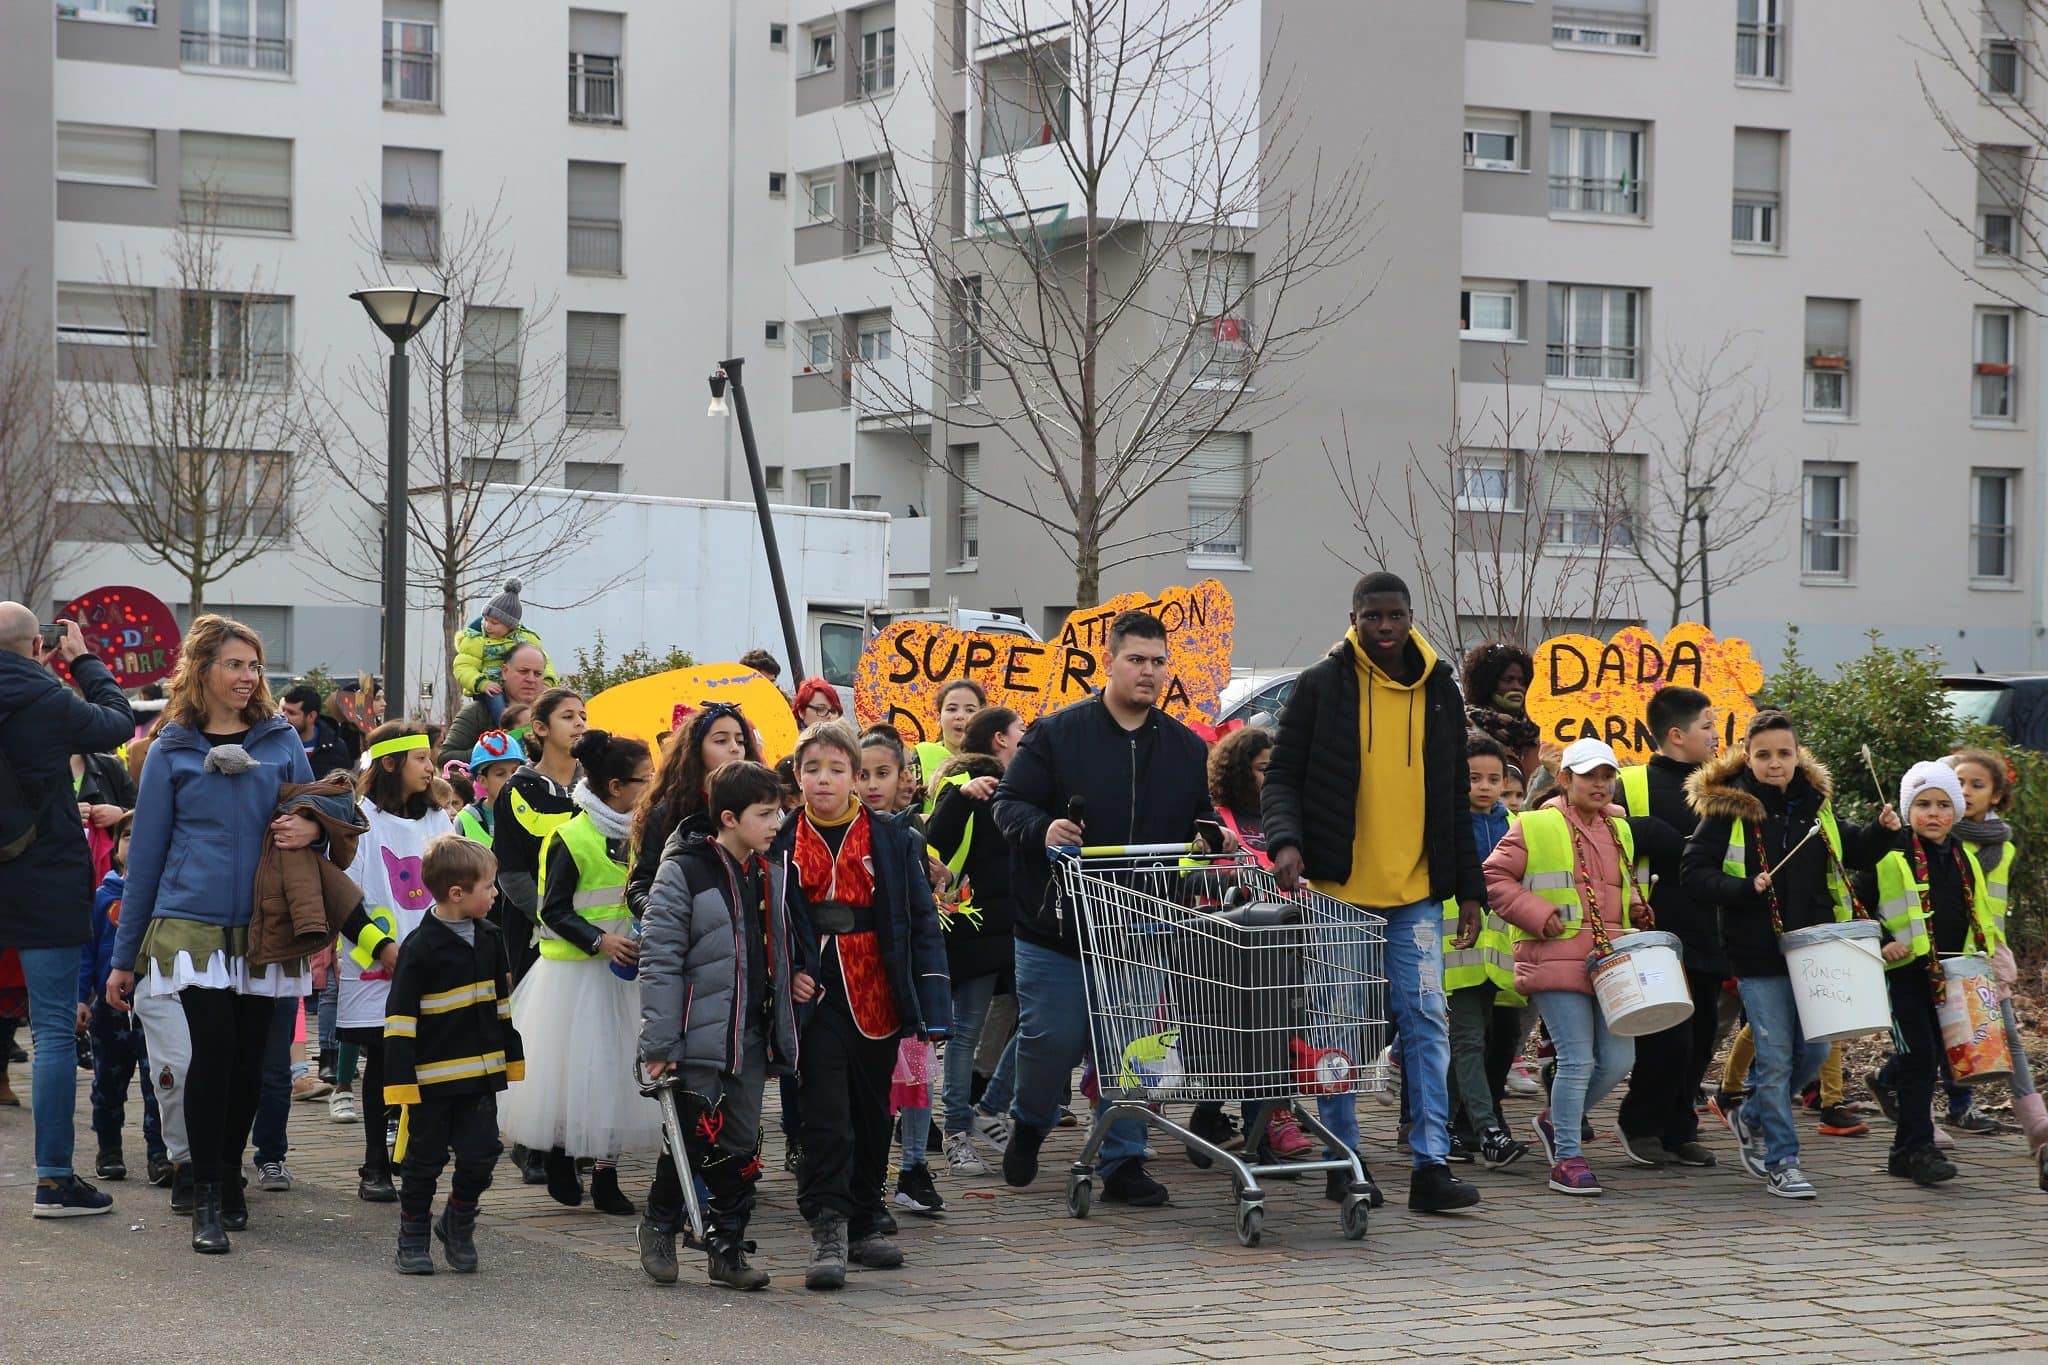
[304,196,618,720]
[64,218,309,616]
[0,276,86,607]
[831,0,1376,606]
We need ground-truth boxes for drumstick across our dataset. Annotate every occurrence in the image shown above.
[1779,821,1825,866]
[1860,744,1889,806]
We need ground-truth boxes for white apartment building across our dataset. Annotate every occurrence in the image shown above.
[7,0,2045,696]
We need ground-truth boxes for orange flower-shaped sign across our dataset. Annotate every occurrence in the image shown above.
[1524,623,1765,762]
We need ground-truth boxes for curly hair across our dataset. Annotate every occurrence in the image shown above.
[1207,727,1274,818]
[164,614,274,731]
[636,703,763,846]
[1460,640,1535,710]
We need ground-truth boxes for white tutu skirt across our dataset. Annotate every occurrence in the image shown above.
[499,956,661,1157]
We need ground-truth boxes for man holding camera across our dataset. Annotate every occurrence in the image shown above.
[0,602,135,1218]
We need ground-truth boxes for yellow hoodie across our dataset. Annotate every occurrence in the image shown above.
[1312,627,1435,909]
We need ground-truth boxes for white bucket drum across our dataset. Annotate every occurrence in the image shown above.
[1937,955,2015,1084]
[1589,931,1693,1036]
[1780,920,1892,1043]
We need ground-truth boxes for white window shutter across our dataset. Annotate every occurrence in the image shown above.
[567,162,622,219]
[57,123,154,183]
[568,8,623,54]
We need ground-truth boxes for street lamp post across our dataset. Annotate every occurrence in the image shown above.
[1692,481,1715,630]
[709,357,806,680]
[350,286,448,720]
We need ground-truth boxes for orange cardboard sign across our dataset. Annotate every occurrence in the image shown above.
[853,580,1236,742]
[585,663,799,764]
[1525,623,1764,762]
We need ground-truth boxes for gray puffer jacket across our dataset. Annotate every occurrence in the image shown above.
[638,816,801,1080]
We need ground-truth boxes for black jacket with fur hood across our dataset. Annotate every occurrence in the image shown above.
[1680,747,1889,977]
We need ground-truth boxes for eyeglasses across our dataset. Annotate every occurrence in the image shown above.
[802,701,838,718]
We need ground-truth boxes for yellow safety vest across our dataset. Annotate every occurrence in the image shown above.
[1721,809,1854,924]
[916,740,953,814]
[1617,763,1653,884]
[1441,898,1515,992]
[1873,843,2000,970]
[1507,806,1640,946]
[456,805,493,849]
[508,783,575,843]
[534,813,629,962]
[1975,839,2015,939]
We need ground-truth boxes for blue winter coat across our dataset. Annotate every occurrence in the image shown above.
[112,716,314,973]
[0,651,133,950]
[80,870,123,1004]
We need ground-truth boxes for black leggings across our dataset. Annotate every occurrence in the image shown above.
[178,989,275,1185]
[339,1027,391,1178]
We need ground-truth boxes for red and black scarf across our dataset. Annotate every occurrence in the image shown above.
[794,806,898,1038]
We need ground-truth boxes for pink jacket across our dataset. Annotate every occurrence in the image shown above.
[1483,804,1635,997]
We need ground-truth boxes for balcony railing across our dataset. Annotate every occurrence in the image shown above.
[1553,5,1648,48]
[567,218,622,273]
[1545,341,1640,382]
[179,189,290,233]
[1802,518,1855,577]
[859,54,896,94]
[566,368,621,425]
[1549,173,1643,217]
[1735,20,1785,80]
[181,29,291,72]
[569,56,621,123]
[383,49,437,105]
[381,206,439,264]
[463,364,521,420]
[178,346,291,388]
[854,202,891,249]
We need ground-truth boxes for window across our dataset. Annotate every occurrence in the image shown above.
[764,465,784,491]
[1463,111,1523,171]
[567,161,623,273]
[764,320,783,346]
[59,0,159,25]
[1553,1,1649,50]
[857,321,893,365]
[803,327,833,372]
[178,131,291,232]
[951,276,982,399]
[1541,451,1640,551]
[463,458,519,485]
[181,0,290,73]
[805,173,836,223]
[566,461,620,493]
[1973,469,2018,580]
[1460,281,1519,341]
[382,1,438,106]
[978,42,1072,156]
[1186,433,1250,562]
[808,25,836,71]
[1977,145,2027,261]
[769,22,786,49]
[807,476,833,507]
[1975,306,2018,421]
[566,311,622,425]
[952,443,980,564]
[380,147,440,263]
[178,293,290,386]
[855,159,892,248]
[1801,463,1854,578]
[859,7,896,94]
[768,172,786,196]
[1549,120,1645,217]
[1188,250,1254,385]
[1454,450,1521,512]
[56,285,151,347]
[221,456,291,543]
[1736,0,1786,82]
[1546,284,1642,383]
[1732,128,1784,249]
[56,122,155,186]
[461,306,521,419]
[1803,297,1854,417]
[569,10,624,123]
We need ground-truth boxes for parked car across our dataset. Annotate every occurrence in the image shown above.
[1218,670,1302,727]
[1943,673,2048,751]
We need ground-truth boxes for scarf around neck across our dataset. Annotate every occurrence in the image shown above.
[793,805,876,908]
[573,779,634,841]
[1954,814,2011,849]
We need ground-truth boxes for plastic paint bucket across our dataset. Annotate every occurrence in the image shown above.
[1589,931,1693,1036]
[1780,920,1892,1043]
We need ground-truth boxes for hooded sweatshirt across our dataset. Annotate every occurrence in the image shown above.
[1317,627,1435,908]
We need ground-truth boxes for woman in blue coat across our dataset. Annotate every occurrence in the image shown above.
[106,617,314,1254]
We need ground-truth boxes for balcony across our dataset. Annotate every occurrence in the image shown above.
[1546,342,1640,383]
[181,29,291,73]
[178,345,290,389]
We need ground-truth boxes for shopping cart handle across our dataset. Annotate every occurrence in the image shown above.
[1047,841,1203,861]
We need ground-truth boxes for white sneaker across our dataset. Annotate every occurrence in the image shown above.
[972,1108,1011,1151]
[256,1160,293,1191]
[945,1131,989,1176]
[1504,1061,1543,1099]
[329,1089,359,1124]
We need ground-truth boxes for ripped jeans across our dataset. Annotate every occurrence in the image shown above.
[1317,898,1450,1169]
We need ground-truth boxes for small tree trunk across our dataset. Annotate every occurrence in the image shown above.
[441,577,464,727]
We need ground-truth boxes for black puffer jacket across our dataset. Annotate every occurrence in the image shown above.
[1261,635,1482,905]
[1634,754,1726,975]
[924,753,1013,983]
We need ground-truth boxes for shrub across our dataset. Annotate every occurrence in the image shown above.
[562,632,695,697]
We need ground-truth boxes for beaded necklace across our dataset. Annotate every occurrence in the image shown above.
[1566,808,1653,956]
[1907,832,1979,1001]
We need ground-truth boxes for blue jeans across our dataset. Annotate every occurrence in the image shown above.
[88,1000,163,1159]
[316,973,338,1071]
[1533,990,1635,1162]
[1736,974,1830,1171]
[1319,899,1450,1169]
[1010,939,1143,1176]
[482,689,507,723]
[942,972,999,1135]
[21,946,85,1178]
[982,1033,1019,1118]
[251,992,294,1165]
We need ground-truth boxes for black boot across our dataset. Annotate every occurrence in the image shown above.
[394,1214,434,1275]
[589,1165,636,1216]
[707,1226,770,1290]
[434,1199,480,1273]
[190,1181,229,1254]
[638,1212,680,1285]
[170,1162,195,1215]
[543,1148,583,1207]
[358,1166,398,1203]
[219,1171,248,1231]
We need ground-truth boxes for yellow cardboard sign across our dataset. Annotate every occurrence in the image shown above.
[853,580,1236,741]
[1524,623,1764,762]
[585,662,799,764]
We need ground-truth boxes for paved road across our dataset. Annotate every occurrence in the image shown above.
[6,1062,2048,1362]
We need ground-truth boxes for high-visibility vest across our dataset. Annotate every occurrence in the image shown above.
[534,813,629,962]
[1721,808,1855,925]
[1975,838,2015,939]
[456,804,492,849]
[1441,899,1515,992]
[1873,843,2000,969]
[929,771,976,883]
[916,740,953,814]
[1617,764,1652,884]
[1507,806,1640,945]
[508,783,575,844]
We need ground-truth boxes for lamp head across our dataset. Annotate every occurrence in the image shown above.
[350,287,449,345]
[707,369,730,418]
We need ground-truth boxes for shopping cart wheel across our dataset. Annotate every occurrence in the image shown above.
[1234,1200,1265,1247]
[1065,1175,1092,1219]
[1339,1195,1369,1241]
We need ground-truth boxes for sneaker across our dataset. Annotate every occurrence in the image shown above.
[1547,1157,1601,1196]
[291,1074,332,1102]
[1865,1070,1899,1124]
[1932,1124,1956,1151]
[1101,1159,1169,1207]
[1446,1131,1477,1164]
[1503,1060,1543,1098]
[1767,1164,1817,1199]
[256,1160,292,1192]
[32,1175,113,1218]
[1705,1090,1747,1129]
[1817,1105,1870,1137]
[1661,1140,1717,1167]
[1002,1122,1048,1188]
[1942,1105,2000,1136]
[95,1149,127,1181]
[783,1140,803,1174]
[329,1089,359,1124]
[971,1108,1011,1151]
[944,1131,990,1177]
[1325,1163,1384,1208]
[1616,1131,1666,1169]
[1266,1107,1316,1160]
[1054,1106,1079,1128]
[1887,1145,1958,1186]
[1530,1110,1558,1167]
[146,1153,174,1187]
[1726,1102,1770,1180]
[1407,1162,1480,1213]
[1480,1124,1530,1170]
[892,1163,946,1216]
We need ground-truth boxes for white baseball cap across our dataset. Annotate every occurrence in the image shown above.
[1559,738,1622,774]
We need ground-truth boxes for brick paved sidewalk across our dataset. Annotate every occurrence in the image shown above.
[239,1070,2048,1364]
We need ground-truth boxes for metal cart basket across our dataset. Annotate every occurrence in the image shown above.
[1056,845,1389,1245]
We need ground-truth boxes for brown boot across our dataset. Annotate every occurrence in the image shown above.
[0,1074,18,1107]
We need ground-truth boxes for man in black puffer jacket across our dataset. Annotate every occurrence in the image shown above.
[992,610,1221,1210]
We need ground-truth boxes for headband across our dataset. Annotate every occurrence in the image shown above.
[368,733,431,761]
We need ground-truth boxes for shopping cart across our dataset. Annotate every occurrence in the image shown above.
[1056,843,1389,1246]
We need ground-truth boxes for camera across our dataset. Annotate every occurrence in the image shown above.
[38,624,65,651]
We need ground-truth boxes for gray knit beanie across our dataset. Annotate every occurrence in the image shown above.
[484,578,524,629]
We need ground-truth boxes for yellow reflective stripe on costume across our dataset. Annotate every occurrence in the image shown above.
[418,980,496,1015]
[496,999,512,1019]
[413,1052,509,1084]
[384,1014,417,1038]
[508,786,575,839]
[1523,871,1575,891]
